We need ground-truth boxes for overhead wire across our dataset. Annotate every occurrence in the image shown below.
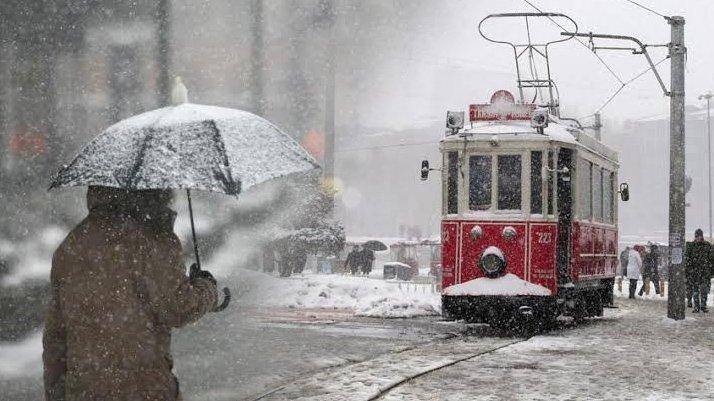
[522,0,625,85]
[335,140,439,153]
[580,55,670,119]
[522,0,671,118]
[622,0,666,18]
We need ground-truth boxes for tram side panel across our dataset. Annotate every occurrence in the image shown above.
[528,223,558,295]
[441,221,459,288]
[572,221,618,281]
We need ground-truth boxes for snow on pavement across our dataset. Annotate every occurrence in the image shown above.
[381,300,714,401]
[258,336,521,401]
[235,269,441,318]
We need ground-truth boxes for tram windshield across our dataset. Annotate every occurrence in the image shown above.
[468,155,492,211]
[445,149,558,216]
[467,153,523,213]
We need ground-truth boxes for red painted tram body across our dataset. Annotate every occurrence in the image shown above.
[429,91,625,326]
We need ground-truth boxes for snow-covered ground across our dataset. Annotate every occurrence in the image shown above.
[235,269,441,318]
[615,277,714,308]
[381,300,714,401]
[256,298,714,401]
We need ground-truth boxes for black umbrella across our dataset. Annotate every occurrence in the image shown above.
[50,98,319,312]
[362,240,388,252]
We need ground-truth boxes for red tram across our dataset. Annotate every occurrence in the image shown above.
[421,13,629,327]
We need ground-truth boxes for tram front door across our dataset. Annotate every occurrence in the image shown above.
[556,148,573,285]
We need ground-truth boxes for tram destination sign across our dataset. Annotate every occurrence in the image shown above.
[469,103,537,122]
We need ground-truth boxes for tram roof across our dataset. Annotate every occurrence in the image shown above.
[441,118,618,162]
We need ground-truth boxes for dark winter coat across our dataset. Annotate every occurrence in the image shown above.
[345,250,360,268]
[685,240,713,285]
[359,249,375,274]
[43,187,217,401]
[642,252,659,279]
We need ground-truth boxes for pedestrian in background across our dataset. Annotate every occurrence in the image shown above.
[360,248,375,275]
[617,246,630,293]
[685,229,712,313]
[344,245,361,275]
[619,246,630,277]
[639,245,660,296]
[626,246,643,299]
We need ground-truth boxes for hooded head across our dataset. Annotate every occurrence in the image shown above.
[87,186,176,231]
[695,228,704,242]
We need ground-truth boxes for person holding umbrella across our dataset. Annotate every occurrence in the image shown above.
[44,80,318,401]
[359,240,386,276]
[43,186,218,401]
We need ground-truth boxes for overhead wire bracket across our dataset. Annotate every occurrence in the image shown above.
[560,31,670,97]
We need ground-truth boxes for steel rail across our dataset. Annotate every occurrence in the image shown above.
[366,338,529,401]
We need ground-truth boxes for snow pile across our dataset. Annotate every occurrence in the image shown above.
[236,270,441,318]
[443,273,551,296]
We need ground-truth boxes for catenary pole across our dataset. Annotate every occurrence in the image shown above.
[667,16,686,320]
[707,93,714,240]
[699,93,713,239]
[323,1,336,215]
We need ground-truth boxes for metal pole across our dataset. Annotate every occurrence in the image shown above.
[667,16,686,320]
[323,1,336,214]
[593,112,602,141]
[700,92,713,239]
[156,0,171,106]
[706,96,712,239]
[250,0,265,116]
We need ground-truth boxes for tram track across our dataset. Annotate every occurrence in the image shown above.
[365,338,529,401]
[248,330,534,401]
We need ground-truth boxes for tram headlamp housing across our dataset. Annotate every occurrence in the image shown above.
[479,246,506,278]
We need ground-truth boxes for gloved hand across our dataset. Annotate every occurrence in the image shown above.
[189,263,217,286]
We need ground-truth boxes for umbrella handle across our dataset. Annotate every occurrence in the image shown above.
[213,287,231,312]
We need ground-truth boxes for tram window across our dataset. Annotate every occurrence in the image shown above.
[547,150,554,215]
[469,155,492,211]
[531,151,543,214]
[593,167,603,222]
[604,171,614,223]
[498,155,522,210]
[578,159,592,219]
[447,151,459,214]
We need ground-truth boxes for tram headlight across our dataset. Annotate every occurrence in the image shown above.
[479,246,506,278]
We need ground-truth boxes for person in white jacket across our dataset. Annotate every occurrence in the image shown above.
[626,247,643,299]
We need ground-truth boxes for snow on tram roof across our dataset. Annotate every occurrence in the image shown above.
[441,118,618,162]
[443,119,577,143]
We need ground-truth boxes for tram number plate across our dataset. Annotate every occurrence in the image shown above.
[537,232,552,244]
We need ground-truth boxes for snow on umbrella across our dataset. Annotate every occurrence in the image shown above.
[49,103,318,195]
[362,240,388,252]
[50,87,319,312]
